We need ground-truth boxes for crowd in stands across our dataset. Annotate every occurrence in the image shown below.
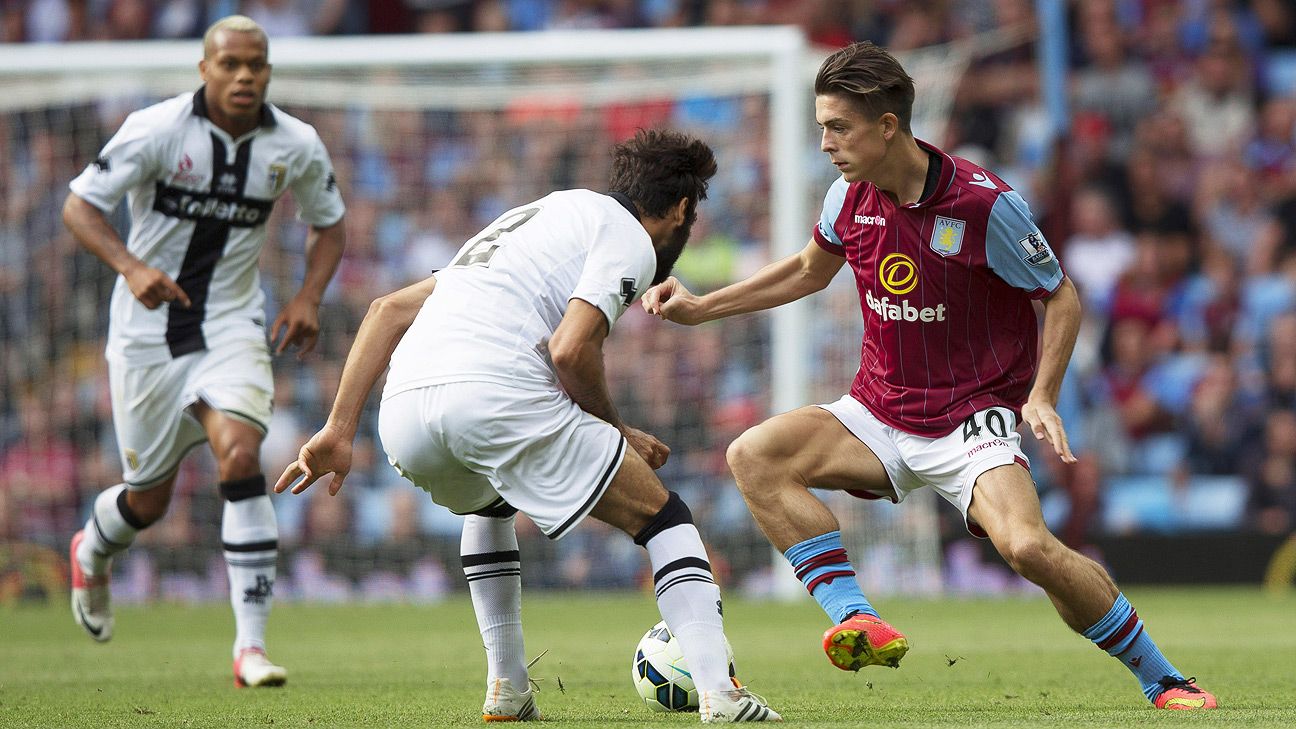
[2,0,1295,601]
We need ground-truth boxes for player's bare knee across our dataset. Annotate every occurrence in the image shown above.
[217,442,261,481]
[726,429,778,486]
[996,532,1057,581]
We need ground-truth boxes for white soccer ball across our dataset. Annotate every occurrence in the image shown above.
[631,620,735,712]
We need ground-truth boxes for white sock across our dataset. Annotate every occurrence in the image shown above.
[643,523,730,692]
[77,484,142,576]
[221,486,278,658]
[461,514,527,688]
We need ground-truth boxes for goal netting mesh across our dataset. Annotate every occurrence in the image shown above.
[0,28,1001,604]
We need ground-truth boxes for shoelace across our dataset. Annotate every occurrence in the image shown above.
[731,686,770,706]
[1158,676,1202,693]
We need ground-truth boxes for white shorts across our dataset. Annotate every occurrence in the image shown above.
[108,339,273,488]
[818,395,1030,538]
[378,382,626,540]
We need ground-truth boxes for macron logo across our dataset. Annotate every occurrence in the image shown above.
[854,214,886,226]
[970,172,997,190]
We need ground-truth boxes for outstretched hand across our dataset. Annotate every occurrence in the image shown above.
[641,276,703,325]
[1021,397,1076,464]
[273,424,354,496]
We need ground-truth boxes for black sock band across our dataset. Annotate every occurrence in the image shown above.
[116,487,148,530]
[633,491,694,546]
[219,474,267,502]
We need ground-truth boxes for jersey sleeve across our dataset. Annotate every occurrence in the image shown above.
[812,177,849,256]
[570,222,655,331]
[68,110,162,213]
[289,130,345,227]
[985,190,1064,298]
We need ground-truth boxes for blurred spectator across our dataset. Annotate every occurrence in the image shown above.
[1253,0,1296,49]
[1196,156,1280,275]
[1178,246,1243,353]
[0,387,79,548]
[1118,147,1193,236]
[1171,36,1255,159]
[1071,0,1157,161]
[154,0,204,38]
[1246,408,1296,534]
[1059,186,1134,312]
[102,0,153,40]
[1243,97,1296,183]
[1180,355,1256,476]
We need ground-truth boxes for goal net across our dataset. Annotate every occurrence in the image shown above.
[0,27,993,604]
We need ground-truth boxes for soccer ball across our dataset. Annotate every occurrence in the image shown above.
[630,621,734,712]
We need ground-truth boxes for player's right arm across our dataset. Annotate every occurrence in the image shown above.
[64,108,189,309]
[274,274,438,496]
[642,239,844,324]
[62,194,191,309]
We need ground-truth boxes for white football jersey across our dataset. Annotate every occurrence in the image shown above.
[384,190,656,396]
[69,89,345,365]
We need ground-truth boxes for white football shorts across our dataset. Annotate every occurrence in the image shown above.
[818,394,1030,538]
[378,382,627,540]
[108,338,273,489]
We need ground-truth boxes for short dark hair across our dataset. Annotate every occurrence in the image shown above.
[815,41,915,133]
[609,129,717,221]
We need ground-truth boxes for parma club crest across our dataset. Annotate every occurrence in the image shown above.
[930,216,965,257]
[267,163,288,195]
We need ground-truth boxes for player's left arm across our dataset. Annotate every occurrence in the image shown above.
[984,189,1079,463]
[1023,276,1080,463]
[274,130,348,357]
[271,218,345,357]
[274,274,436,496]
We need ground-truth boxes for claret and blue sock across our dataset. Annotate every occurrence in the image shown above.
[783,531,876,623]
[1083,593,1183,702]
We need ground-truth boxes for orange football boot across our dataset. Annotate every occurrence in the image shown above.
[822,613,909,671]
[1153,676,1217,710]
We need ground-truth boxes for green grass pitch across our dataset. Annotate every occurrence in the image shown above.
[2,587,1293,727]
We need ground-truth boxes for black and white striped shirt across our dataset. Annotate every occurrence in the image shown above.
[70,88,345,364]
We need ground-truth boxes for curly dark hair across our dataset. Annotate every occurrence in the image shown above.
[815,41,915,133]
[609,129,717,223]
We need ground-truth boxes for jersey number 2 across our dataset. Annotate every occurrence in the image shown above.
[450,206,541,268]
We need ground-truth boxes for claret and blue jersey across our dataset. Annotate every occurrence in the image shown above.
[813,139,1065,438]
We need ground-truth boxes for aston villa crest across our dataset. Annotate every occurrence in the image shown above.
[930,216,965,257]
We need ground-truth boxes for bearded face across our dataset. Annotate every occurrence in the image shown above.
[652,206,696,285]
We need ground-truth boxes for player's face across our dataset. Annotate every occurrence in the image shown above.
[653,202,695,285]
[200,30,271,129]
[816,94,885,183]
